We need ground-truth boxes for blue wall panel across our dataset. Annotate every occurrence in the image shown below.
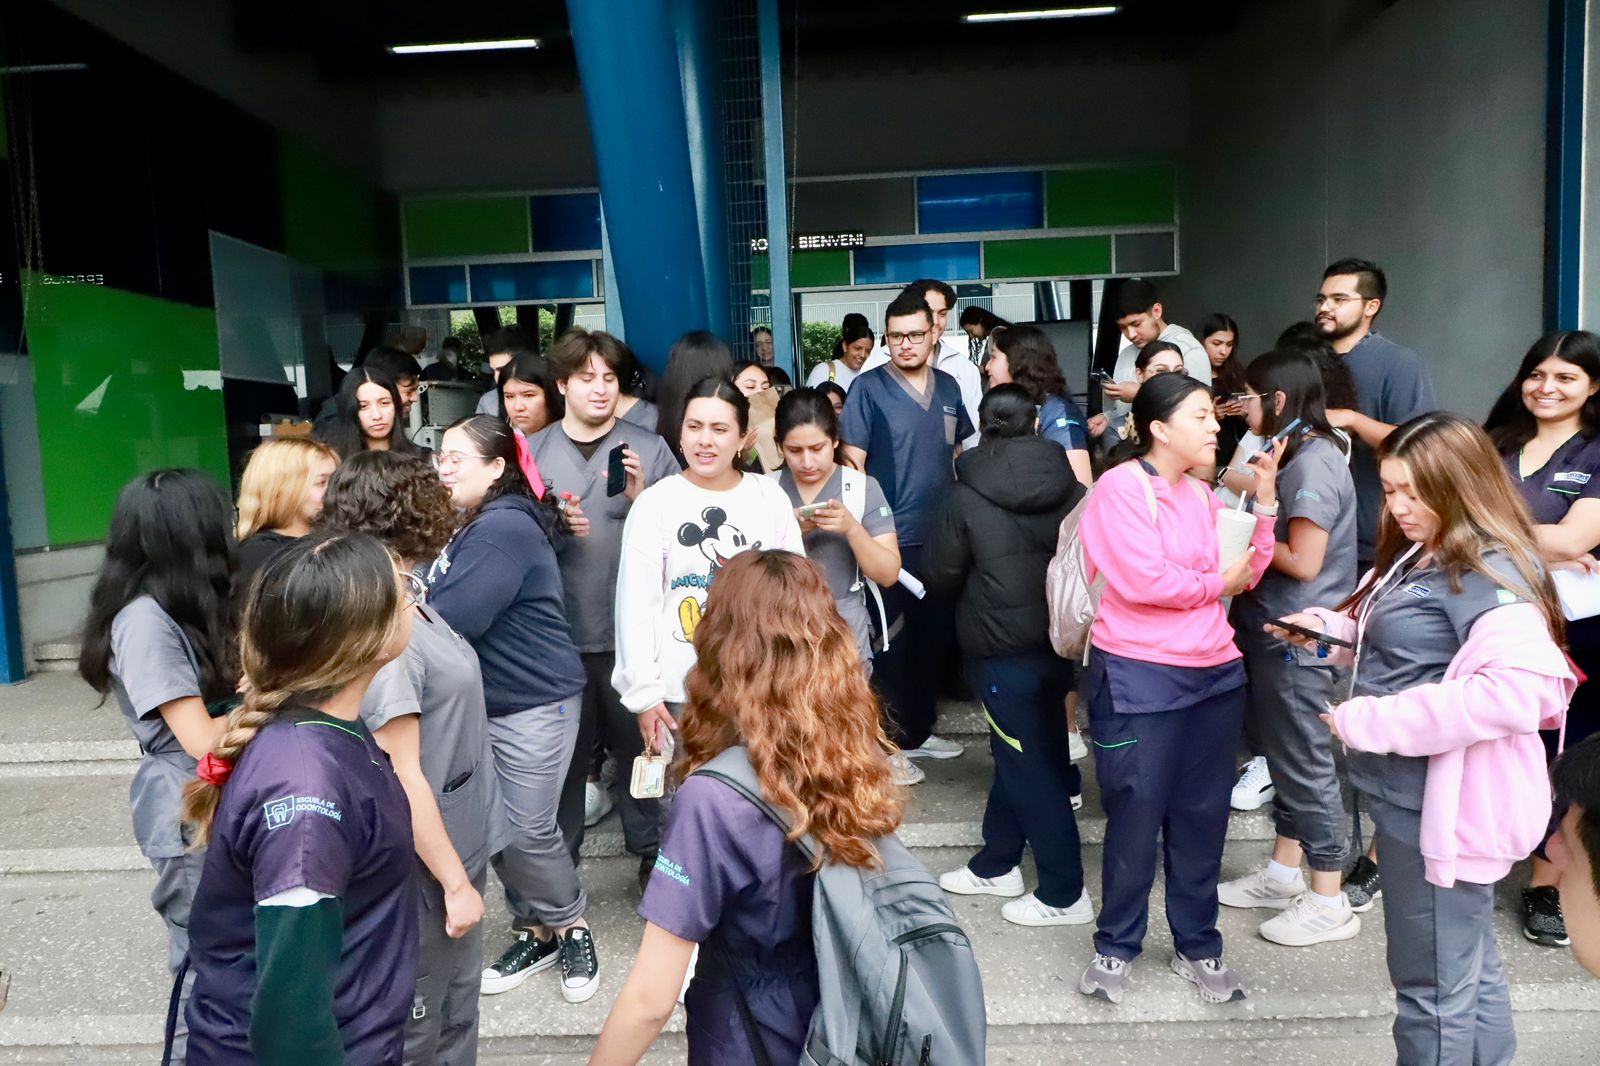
[530,192,603,252]
[409,265,468,305]
[470,261,595,302]
[854,242,981,286]
[917,172,1043,234]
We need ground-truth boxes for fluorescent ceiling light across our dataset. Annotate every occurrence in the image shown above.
[388,38,542,55]
[962,5,1121,23]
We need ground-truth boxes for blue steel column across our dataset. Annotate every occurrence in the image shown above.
[673,0,733,343]
[1545,0,1587,331]
[0,427,26,684]
[757,0,795,377]
[567,0,711,372]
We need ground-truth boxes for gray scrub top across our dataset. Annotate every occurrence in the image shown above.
[776,466,896,663]
[111,596,203,860]
[527,420,682,652]
[1234,435,1358,628]
[360,605,505,870]
[1347,550,1524,810]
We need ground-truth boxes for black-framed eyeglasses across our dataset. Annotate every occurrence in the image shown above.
[884,330,930,346]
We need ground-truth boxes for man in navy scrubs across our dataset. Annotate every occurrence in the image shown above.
[841,291,974,771]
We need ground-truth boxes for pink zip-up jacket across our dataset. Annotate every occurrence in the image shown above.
[1307,602,1575,888]
[1080,461,1275,668]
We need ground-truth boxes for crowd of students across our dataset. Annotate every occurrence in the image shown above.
[73,260,1600,1065]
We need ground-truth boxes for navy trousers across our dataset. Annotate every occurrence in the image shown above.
[874,544,958,750]
[965,650,1085,908]
[1086,660,1244,962]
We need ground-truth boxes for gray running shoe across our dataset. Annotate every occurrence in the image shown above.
[1342,855,1382,913]
[1078,953,1131,1004]
[1172,952,1247,1003]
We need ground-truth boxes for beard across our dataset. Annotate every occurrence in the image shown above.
[1317,315,1362,342]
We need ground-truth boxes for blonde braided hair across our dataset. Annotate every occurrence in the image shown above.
[180,531,407,848]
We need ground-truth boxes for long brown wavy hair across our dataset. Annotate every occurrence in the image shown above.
[680,550,903,869]
[1338,412,1564,644]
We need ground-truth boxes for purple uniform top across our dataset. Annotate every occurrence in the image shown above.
[185,709,418,1065]
[639,775,819,1066]
[1505,432,1600,532]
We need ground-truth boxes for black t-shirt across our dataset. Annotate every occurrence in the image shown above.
[236,531,300,594]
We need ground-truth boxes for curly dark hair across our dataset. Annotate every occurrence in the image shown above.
[989,325,1067,404]
[318,451,458,564]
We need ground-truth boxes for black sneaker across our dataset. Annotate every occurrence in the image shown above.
[1342,855,1382,913]
[559,926,601,1003]
[480,930,559,995]
[1522,886,1571,947]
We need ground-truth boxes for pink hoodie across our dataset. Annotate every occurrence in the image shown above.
[1308,603,1575,888]
[1080,461,1275,668]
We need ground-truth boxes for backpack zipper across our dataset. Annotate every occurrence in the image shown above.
[882,924,967,1063]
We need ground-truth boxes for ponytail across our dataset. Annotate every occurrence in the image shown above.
[180,691,287,848]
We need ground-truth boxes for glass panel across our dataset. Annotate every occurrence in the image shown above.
[918,172,1043,234]
[853,242,981,286]
[469,261,596,302]
[409,266,469,305]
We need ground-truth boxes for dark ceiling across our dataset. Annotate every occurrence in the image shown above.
[228,0,1284,93]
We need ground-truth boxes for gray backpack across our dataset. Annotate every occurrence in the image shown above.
[694,747,987,1066]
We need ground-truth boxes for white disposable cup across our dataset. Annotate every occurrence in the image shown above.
[1216,509,1257,572]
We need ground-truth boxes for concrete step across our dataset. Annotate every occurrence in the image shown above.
[0,738,1293,875]
[1,843,1595,1062]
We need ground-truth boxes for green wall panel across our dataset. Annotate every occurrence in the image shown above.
[984,236,1111,279]
[1045,165,1176,228]
[279,138,390,275]
[789,250,852,288]
[24,276,230,545]
[403,197,530,259]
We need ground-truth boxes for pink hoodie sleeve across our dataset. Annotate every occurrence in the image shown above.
[1081,470,1223,609]
[1333,603,1574,757]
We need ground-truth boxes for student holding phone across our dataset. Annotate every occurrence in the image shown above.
[1086,341,1186,443]
[1273,413,1574,1066]
[1216,350,1361,946]
[1075,373,1279,1005]
[527,330,680,861]
[613,378,805,888]
[1485,329,1600,947]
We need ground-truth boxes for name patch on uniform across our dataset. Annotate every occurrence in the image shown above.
[652,853,691,886]
[1496,588,1521,605]
[262,794,343,831]
[878,505,893,518]
[942,405,958,416]
[1054,417,1070,428]
[1553,471,1591,485]
[1402,583,1431,598]
[1295,488,1323,503]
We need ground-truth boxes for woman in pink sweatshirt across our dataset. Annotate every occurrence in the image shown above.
[1075,373,1279,1006]
[1273,412,1574,1066]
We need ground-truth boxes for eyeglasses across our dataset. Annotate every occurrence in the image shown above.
[1313,293,1364,308]
[432,451,486,471]
[401,571,427,609]
[1238,392,1264,404]
[884,330,930,346]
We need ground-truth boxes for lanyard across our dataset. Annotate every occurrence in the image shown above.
[1350,541,1424,695]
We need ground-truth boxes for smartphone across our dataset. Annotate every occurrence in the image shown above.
[606,443,627,497]
[1271,416,1304,442]
[1091,369,1114,383]
[798,502,828,519]
[1270,618,1354,649]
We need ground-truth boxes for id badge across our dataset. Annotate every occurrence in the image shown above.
[630,753,669,800]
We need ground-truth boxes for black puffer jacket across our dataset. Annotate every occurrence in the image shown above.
[924,435,1085,658]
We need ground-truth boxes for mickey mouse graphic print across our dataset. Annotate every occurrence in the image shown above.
[611,472,805,712]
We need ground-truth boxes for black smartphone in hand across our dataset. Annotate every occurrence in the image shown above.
[1270,618,1354,649]
[606,443,628,497]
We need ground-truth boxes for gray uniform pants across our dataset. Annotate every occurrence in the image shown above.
[151,847,203,1065]
[404,867,487,1066]
[1244,639,1349,872]
[1368,798,1515,1066]
[488,695,587,929]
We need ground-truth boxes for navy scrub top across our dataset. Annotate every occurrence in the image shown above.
[1506,432,1600,535]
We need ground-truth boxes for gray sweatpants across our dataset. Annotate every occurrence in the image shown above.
[151,848,203,1064]
[404,868,487,1066]
[1368,798,1515,1066]
[488,695,587,930]
[1244,640,1349,872]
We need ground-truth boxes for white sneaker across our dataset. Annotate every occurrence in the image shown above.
[1071,792,1084,812]
[1218,865,1305,910]
[889,751,925,786]
[904,734,964,760]
[583,781,613,828]
[1258,891,1362,947]
[1230,756,1276,811]
[939,864,1025,897]
[1069,730,1089,762]
[1002,890,1095,927]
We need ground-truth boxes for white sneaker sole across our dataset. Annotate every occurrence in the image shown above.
[561,973,601,1003]
[1259,912,1361,947]
[1078,972,1126,1004]
[939,874,1025,898]
[1170,957,1246,1003]
[1217,890,1300,912]
[1230,787,1276,812]
[904,747,962,761]
[480,950,559,995]
[1003,905,1094,928]
[1348,889,1381,913]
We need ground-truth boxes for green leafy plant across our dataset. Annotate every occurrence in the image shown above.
[800,320,842,374]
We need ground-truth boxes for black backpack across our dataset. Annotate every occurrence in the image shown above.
[694,747,987,1065]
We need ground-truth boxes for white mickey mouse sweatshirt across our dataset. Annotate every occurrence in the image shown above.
[611,472,805,713]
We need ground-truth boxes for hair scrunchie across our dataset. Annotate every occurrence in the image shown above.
[513,429,547,500]
[196,752,234,786]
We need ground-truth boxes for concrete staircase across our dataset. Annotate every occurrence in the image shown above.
[1,673,1597,1064]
